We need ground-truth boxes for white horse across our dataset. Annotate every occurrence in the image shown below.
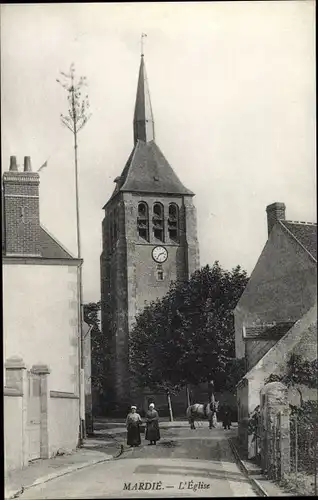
[186,400,219,430]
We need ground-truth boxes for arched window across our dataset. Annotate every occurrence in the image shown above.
[168,203,179,242]
[153,202,164,242]
[137,202,149,241]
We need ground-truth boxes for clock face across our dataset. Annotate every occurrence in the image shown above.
[152,246,168,263]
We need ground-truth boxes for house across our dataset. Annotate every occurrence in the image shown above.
[234,202,317,457]
[3,156,83,472]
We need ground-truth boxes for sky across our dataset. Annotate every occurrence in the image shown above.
[1,1,316,302]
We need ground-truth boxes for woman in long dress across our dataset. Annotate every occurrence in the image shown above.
[126,406,142,447]
[145,403,160,445]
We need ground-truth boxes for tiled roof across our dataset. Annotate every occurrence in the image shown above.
[111,140,193,199]
[39,226,74,259]
[280,220,317,261]
[239,304,317,384]
[244,322,295,340]
[2,225,75,259]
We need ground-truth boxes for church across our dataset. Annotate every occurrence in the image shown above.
[100,53,200,413]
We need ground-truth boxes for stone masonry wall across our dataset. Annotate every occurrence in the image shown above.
[235,222,317,362]
[100,190,200,411]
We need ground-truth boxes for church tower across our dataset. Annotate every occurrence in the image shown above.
[100,54,200,412]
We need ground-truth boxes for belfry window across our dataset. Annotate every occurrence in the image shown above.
[153,203,164,242]
[168,203,179,242]
[137,202,149,241]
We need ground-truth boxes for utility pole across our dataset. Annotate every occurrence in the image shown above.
[57,63,92,444]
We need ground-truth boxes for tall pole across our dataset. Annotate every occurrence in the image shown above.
[57,64,91,445]
[73,71,85,443]
[71,69,82,260]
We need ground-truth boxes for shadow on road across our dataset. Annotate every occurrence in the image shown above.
[133,463,251,483]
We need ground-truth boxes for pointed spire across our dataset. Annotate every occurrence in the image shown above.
[133,54,155,144]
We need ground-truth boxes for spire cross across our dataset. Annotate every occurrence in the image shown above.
[141,33,147,56]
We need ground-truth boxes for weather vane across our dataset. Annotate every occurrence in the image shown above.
[141,33,147,56]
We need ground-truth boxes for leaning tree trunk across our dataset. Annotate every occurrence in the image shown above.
[167,391,174,422]
[186,385,191,407]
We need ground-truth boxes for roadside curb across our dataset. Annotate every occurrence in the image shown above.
[228,438,267,497]
[6,445,124,500]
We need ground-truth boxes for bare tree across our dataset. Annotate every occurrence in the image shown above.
[57,63,91,442]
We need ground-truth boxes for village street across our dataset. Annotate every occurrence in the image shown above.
[18,422,257,499]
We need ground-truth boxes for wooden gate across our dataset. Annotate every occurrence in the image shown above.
[27,371,41,461]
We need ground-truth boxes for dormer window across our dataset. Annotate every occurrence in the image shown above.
[153,203,164,242]
[168,203,179,242]
[137,202,149,241]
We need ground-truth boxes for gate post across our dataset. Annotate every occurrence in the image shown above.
[5,356,29,467]
[31,365,50,459]
[260,382,289,478]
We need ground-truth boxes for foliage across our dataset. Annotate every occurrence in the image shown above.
[221,357,247,392]
[289,401,318,475]
[130,261,249,394]
[248,405,261,441]
[285,354,318,388]
[290,400,318,428]
[264,354,318,388]
[83,301,109,393]
[264,374,282,384]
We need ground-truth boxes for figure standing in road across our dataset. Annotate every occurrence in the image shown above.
[145,403,160,445]
[220,403,232,430]
[126,405,142,447]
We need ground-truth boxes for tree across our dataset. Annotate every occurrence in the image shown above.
[130,261,248,397]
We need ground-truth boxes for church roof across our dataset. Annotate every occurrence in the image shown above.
[104,55,193,206]
[109,140,193,201]
[279,220,317,261]
[133,55,155,144]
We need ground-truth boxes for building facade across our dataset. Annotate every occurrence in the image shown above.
[3,156,82,471]
[100,55,200,411]
[234,201,317,457]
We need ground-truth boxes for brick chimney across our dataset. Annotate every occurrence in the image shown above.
[3,156,41,256]
[266,202,286,237]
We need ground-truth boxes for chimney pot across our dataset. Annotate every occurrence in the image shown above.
[266,202,286,237]
[24,156,32,172]
[9,156,18,172]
